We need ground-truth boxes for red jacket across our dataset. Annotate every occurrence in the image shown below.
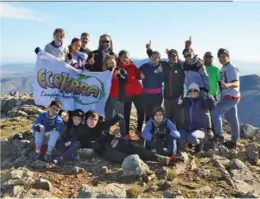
[109,69,127,101]
[118,60,143,97]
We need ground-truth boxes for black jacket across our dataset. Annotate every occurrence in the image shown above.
[147,49,185,98]
[86,49,116,72]
[61,123,86,143]
[80,114,122,148]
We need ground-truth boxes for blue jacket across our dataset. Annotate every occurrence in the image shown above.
[139,63,164,89]
[32,112,65,133]
[182,56,210,92]
[142,118,180,141]
[180,94,216,131]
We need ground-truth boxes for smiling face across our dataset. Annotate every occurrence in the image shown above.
[71,40,81,53]
[119,53,130,63]
[107,58,116,69]
[53,30,65,43]
[101,36,111,50]
[184,51,194,61]
[81,34,90,46]
[188,89,199,98]
[218,54,230,65]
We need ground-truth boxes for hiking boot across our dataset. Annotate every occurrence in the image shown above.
[209,135,224,143]
[223,141,237,149]
[71,154,80,161]
[53,156,64,165]
[157,155,170,166]
[195,142,204,153]
[33,152,40,161]
[207,129,214,139]
[44,153,52,162]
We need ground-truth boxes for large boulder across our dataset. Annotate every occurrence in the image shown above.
[23,188,56,198]
[122,154,150,177]
[98,183,127,198]
[241,124,260,141]
[246,143,259,165]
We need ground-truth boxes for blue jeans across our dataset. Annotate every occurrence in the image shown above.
[56,140,81,158]
[211,98,240,143]
[178,129,205,146]
[34,130,60,154]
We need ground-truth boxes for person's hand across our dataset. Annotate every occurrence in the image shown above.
[185,36,192,48]
[158,64,163,72]
[178,96,183,105]
[220,81,229,89]
[34,47,40,54]
[197,58,204,67]
[146,40,152,50]
[140,72,145,79]
[64,141,71,147]
[88,53,95,65]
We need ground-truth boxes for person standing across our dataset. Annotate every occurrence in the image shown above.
[80,32,91,56]
[211,48,240,149]
[86,34,116,72]
[203,51,221,138]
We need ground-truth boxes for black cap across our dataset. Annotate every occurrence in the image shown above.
[72,109,84,119]
[168,49,178,57]
[217,48,230,58]
[182,47,194,56]
[204,51,213,58]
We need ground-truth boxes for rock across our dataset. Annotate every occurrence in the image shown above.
[196,168,210,177]
[174,152,189,175]
[98,183,127,198]
[72,166,85,174]
[163,190,183,198]
[241,124,259,140]
[3,177,35,186]
[10,169,24,179]
[78,148,97,159]
[229,159,260,195]
[11,185,24,198]
[156,166,168,180]
[122,154,150,177]
[246,143,259,165]
[159,180,172,191]
[77,184,98,198]
[145,185,159,192]
[214,144,230,158]
[35,178,53,192]
[190,159,197,171]
[238,191,260,198]
[23,188,55,198]
[101,166,109,174]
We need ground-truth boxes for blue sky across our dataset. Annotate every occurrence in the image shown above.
[1,2,260,65]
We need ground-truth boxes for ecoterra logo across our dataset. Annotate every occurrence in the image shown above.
[37,69,106,105]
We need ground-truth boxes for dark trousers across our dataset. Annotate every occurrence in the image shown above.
[146,134,177,156]
[56,140,81,158]
[164,98,184,130]
[95,140,158,164]
[144,93,163,122]
[124,94,145,134]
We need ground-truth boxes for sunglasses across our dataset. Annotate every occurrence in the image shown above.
[102,40,110,43]
[184,54,192,58]
[188,89,199,93]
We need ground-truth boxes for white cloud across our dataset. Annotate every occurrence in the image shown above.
[0,2,44,21]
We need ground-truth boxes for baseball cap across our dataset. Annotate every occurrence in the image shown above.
[72,109,84,119]
[204,52,213,58]
[168,49,179,57]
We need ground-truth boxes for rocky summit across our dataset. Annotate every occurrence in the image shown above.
[1,93,260,198]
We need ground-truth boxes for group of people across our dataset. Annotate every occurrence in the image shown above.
[32,28,241,165]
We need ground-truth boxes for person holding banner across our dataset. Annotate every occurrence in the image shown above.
[103,55,127,137]
[117,50,144,140]
[86,34,116,72]
[66,38,88,70]
[44,28,69,61]
[32,100,65,162]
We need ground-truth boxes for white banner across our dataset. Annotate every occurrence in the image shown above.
[33,50,112,117]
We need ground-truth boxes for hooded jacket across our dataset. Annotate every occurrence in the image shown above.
[180,94,216,131]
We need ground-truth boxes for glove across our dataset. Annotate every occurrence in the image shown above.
[91,141,101,150]
[34,47,40,54]
[115,113,124,120]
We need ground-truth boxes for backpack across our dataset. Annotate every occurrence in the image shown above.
[151,119,170,137]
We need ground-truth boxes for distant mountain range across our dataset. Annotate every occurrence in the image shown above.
[1,61,260,127]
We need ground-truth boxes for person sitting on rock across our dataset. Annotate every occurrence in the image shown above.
[32,100,65,162]
[142,107,181,161]
[81,110,172,165]
[53,109,85,165]
[177,83,216,153]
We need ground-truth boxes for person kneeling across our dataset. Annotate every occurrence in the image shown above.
[142,107,181,161]
[178,83,216,153]
[53,109,85,165]
[82,111,171,165]
[32,100,65,162]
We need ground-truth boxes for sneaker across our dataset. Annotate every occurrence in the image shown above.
[195,142,204,153]
[71,154,80,161]
[53,156,64,165]
[223,141,237,149]
[44,153,52,162]
[157,155,170,166]
[33,152,40,161]
[207,129,214,139]
[209,135,224,143]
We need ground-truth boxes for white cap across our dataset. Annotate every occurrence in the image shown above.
[188,82,200,91]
